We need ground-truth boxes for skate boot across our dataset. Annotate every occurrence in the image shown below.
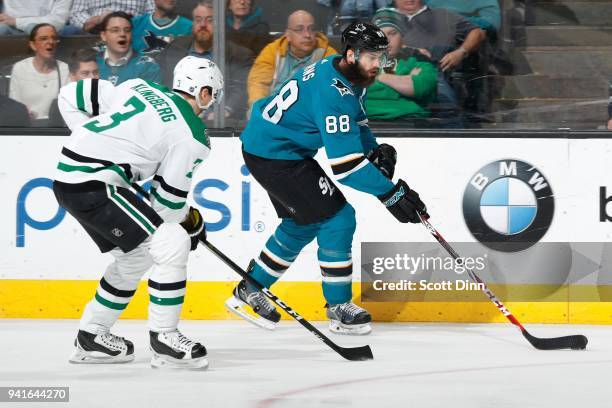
[69,330,135,364]
[225,261,281,330]
[149,330,208,370]
[326,302,372,335]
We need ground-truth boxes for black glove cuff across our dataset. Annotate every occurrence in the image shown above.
[379,179,409,204]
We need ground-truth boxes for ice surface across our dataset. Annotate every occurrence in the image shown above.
[0,320,609,408]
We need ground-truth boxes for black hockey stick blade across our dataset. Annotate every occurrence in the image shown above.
[335,344,374,361]
[522,330,588,351]
[201,238,374,361]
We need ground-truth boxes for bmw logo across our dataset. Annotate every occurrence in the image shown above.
[463,159,554,252]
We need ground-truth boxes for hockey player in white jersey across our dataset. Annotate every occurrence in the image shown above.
[52,56,223,370]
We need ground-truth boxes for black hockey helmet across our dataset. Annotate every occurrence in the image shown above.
[341,21,388,55]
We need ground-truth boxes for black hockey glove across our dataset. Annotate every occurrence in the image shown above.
[367,143,397,179]
[378,179,428,223]
[180,207,206,251]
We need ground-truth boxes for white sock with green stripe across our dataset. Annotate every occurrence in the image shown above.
[78,247,152,334]
[80,276,137,334]
[145,223,191,332]
[148,278,186,332]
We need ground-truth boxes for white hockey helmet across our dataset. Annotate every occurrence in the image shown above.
[172,56,224,111]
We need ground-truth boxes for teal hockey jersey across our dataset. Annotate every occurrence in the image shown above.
[241,56,394,196]
[132,13,193,54]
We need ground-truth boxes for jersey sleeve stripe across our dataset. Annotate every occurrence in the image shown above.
[328,152,364,166]
[91,78,100,116]
[59,148,133,184]
[150,187,186,210]
[331,155,367,177]
[153,174,188,198]
[76,80,86,113]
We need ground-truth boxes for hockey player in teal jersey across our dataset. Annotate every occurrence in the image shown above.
[227,22,428,335]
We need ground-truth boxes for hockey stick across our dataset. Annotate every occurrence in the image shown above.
[200,238,374,361]
[130,182,373,361]
[418,214,588,350]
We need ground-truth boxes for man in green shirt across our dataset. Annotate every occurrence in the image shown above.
[365,8,437,121]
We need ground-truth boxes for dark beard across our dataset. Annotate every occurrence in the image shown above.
[338,58,377,87]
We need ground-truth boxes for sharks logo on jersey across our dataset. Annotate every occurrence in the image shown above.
[332,79,353,97]
[143,30,174,54]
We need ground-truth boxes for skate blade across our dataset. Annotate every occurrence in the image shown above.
[150,352,209,371]
[69,347,134,364]
[224,296,276,331]
[329,321,372,336]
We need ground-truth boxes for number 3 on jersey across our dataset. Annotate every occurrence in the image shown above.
[84,96,146,133]
[262,80,298,124]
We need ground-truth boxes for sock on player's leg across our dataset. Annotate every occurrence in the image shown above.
[226,219,318,329]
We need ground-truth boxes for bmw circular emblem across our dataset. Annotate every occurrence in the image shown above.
[463,159,554,252]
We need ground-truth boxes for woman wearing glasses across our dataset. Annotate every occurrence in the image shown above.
[9,23,68,121]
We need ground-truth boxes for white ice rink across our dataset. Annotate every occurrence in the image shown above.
[0,320,610,408]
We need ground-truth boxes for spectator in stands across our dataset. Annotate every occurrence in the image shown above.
[132,0,192,54]
[62,0,154,35]
[48,48,101,126]
[395,0,486,126]
[316,0,393,34]
[424,0,500,120]
[67,48,100,81]
[424,0,500,36]
[0,0,71,35]
[9,23,68,120]
[156,0,254,119]
[226,0,270,53]
[394,0,485,77]
[247,10,336,114]
[96,11,162,85]
[365,8,437,121]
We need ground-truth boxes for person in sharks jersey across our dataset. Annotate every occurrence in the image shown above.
[96,11,162,86]
[227,22,429,335]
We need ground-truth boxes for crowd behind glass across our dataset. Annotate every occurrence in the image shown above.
[0,0,607,130]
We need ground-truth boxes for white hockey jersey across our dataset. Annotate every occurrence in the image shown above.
[54,78,211,222]
[57,79,115,130]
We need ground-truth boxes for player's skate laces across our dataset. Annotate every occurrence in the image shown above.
[225,271,281,330]
[69,330,135,364]
[326,302,372,336]
[150,330,208,370]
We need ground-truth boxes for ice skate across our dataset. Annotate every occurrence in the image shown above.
[69,330,135,364]
[149,330,208,370]
[225,262,281,330]
[326,302,372,335]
